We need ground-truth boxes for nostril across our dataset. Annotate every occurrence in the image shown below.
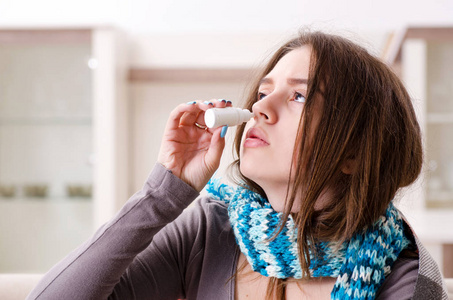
[252,101,272,122]
[260,112,269,120]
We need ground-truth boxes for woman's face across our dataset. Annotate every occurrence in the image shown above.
[240,46,317,212]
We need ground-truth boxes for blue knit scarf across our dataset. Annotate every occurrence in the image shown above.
[206,178,411,300]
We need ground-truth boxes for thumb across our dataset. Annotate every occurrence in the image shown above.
[205,126,227,171]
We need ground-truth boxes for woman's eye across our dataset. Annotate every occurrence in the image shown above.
[257,92,266,101]
[294,92,306,103]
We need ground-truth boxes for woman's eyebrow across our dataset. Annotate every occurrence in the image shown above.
[287,78,308,85]
[259,77,308,86]
[259,77,273,85]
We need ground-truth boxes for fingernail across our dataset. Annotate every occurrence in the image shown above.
[218,99,227,103]
[226,100,232,105]
[203,101,214,105]
[220,126,228,138]
[186,101,196,105]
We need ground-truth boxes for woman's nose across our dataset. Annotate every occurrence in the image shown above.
[252,95,278,124]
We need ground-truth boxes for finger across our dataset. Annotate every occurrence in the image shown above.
[193,100,216,127]
[180,110,203,127]
[214,99,228,108]
[166,102,202,130]
[180,101,217,126]
[199,99,232,132]
[205,126,226,170]
[202,100,215,107]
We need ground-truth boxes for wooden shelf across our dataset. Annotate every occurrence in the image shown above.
[427,190,453,207]
[0,116,92,126]
[427,113,453,123]
[383,26,453,66]
[0,28,92,45]
[129,67,254,83]
[0,196,92,203]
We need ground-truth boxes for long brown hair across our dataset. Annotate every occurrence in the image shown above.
[231,30,423,299]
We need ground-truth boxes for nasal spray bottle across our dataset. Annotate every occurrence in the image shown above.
[204,107,254,128]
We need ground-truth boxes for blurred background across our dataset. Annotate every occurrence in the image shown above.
[0,0,452,279]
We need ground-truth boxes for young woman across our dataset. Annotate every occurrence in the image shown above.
[28,31,448,300]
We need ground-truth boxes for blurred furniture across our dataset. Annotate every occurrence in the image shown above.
[384,26,453,209]
[0,27,129,273]
[384,26,453,278]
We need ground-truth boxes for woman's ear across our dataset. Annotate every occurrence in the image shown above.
[341,159,358,175]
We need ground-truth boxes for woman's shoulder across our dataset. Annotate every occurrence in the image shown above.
[376,250,419,299]
[169,196,238,298]
[376,219,450,300]
[171,195,232,238]
[376,219,449,300]
[197,195,230,210]
[411,233,449,299]
[187,195,229,221]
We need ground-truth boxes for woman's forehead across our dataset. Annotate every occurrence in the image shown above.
[265,47,312,81]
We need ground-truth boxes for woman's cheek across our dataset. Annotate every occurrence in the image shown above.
[239,121,253,158]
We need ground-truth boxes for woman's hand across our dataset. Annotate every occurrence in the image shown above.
[157,99,231,192]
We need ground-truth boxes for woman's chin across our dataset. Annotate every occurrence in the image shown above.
[239,165,262,185]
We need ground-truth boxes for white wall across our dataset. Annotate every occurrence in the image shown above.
[2,0,452,69]
[128,31,388,69]
[1,0,452,34]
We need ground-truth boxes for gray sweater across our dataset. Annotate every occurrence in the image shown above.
[27,164,449,299]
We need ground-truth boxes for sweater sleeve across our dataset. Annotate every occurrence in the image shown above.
[27,163,200,300]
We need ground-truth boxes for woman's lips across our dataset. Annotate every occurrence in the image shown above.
[244,127,269,148]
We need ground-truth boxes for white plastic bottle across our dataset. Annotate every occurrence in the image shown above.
[204,107,254,128]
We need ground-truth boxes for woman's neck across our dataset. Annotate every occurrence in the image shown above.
[235,253,335,300]
[260,181,335,213]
